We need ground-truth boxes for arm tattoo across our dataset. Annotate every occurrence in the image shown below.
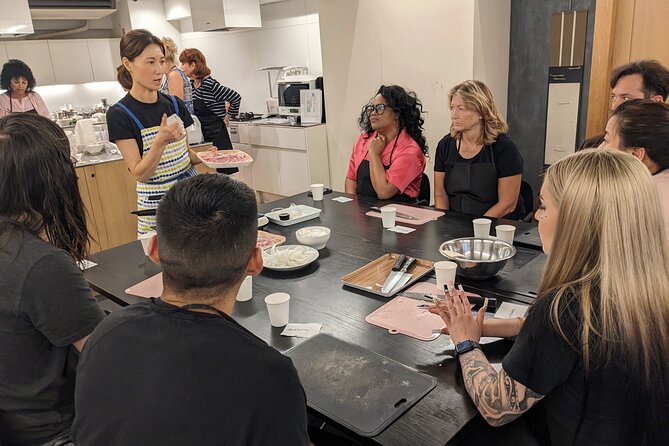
[459,349,544,426]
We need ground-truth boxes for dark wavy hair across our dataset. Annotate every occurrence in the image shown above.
[0,59,36,92]
[357,85,428,154]
[0,114,89,261]
[117,29,165,91]
[610,59,669,101]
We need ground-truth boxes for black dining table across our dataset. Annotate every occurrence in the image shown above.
[84,191,544,446]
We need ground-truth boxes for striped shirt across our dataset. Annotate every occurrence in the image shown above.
[191,76,241,118]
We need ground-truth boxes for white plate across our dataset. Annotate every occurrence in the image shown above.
[262,245,319,271]
[265,205,322,226]
[197,149,254,169]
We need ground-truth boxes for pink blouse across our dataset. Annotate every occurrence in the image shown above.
[346,129,426,198]
[0,91,50,118]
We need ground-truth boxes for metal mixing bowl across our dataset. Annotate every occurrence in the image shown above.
[439,237,516,280]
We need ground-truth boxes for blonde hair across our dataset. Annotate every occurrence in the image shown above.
[539,149,669,388]
[448,80,508,145]
[161,37,178,63]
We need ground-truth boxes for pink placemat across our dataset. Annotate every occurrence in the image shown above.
[366,204,444,226]
[125,273,163,298]
[366,296,444,341]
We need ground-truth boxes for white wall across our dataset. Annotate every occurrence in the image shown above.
[36,81,125,113]
[318,0,510,195]
[127,0,183,48]
[180,0,321,113]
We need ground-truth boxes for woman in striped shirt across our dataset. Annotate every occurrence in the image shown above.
[180,48,241,174]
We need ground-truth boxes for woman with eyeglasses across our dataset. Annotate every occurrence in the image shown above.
[0,113,105,445]
[434,80,525,219]
[345,85,428,202]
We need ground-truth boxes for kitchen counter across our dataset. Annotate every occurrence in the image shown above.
[74,151,124,168]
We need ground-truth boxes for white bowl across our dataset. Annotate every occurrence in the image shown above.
[295,226,331,250]
[78,142,106,154]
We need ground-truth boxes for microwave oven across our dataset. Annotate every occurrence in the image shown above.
[278,75,320,117]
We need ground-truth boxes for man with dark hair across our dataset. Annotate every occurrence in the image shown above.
[609,59,669,111]
[72,174,310,446]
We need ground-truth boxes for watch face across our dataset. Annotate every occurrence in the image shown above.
[455,339,478,356]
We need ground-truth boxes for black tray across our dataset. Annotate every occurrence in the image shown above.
[285,334,436,437]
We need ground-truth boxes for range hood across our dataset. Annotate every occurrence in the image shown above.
[190,0,261,32]
[0,0,34,37]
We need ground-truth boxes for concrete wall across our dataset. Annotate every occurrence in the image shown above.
[506,0,595,203]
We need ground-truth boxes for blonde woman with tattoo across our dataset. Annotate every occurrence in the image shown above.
[430,149,669,445]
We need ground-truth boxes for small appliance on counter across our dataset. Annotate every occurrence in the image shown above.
[278,74,320,117]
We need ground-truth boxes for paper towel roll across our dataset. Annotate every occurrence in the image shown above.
[75,119,96,146]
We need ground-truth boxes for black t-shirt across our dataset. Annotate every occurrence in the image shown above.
[434,133,523,177]
[0,226,105,446]
[106,92,194,156]
[503,290,637,446]
[72,299,310,446]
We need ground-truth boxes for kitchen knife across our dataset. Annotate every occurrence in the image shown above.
[380,255,406,293]
[382,257,415,294]
[370,206,419,221]
[401,291,497,309]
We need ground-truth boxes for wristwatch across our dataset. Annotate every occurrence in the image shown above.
[454,339,481,357]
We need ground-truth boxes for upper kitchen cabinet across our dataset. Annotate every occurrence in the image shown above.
[4,41,56,85]
[87,38,120,82]
[49,40,94,85]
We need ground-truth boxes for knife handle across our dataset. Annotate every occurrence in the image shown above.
[400,257,415,272]
[391,254,406,271]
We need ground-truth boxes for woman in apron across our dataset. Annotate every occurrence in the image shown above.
[106,29,203,235]
[433,80,525,219]
[345,85,428,201]
[0,59,50,117]
[179,48,242,175]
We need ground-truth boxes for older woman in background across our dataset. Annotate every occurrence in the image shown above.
[345,85,428,202]
[434,80,524,218]
[180,48,241,174]
[601,98,669,239]
[160,37,193,114]
[0,59,49,118]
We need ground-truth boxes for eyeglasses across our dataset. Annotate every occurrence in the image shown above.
[364,104,389,116]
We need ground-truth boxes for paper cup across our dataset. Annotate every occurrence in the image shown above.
[265,292,290,327]
[472,218,492,238]
[311,183,324,201]
[138,231,156,256]
[434,261,457,291]
[495,225,516,244]
[380,207,397,228]
[236,276,253,302]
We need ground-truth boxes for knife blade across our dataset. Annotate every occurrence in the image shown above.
[401,291,497,309]
[382,257,415,294]
[370,206,419,221]
[380,255,406,293]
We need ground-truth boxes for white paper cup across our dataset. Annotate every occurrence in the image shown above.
[472,218,492,238]
[236,276,253,302]
[434,261,457,291]
[311,183,324,201]
[264,292,290,327]
[380,207,397,228]
[138,231,156,256]
[495,225,516,244]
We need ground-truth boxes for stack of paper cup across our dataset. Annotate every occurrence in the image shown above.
[265,292,290,327]
[495,225,516,244]
[434,261,457,291]
[381,207,397,228]
[138,231,156,256]
[311,183,324,201]
[472,218,492,238]
[236,276,253,302]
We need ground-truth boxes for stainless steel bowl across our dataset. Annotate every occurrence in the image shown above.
[439,237,516,280]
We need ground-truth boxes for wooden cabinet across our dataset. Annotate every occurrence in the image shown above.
[4,41,56,85]
[49,40,95,85]
[87,38,120,82]
[76,160,137,254]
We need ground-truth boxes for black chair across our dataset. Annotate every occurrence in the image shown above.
[519,180,534,222]
[415,173,431,206]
